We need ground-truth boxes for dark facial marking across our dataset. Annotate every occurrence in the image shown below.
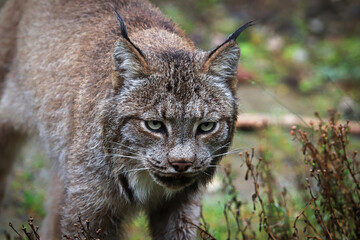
[118,174,134,202]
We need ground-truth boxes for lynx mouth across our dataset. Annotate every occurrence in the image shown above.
[152,173,196,190]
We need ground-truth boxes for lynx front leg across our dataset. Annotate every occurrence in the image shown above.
[148,193,201,240]
[58,170,134,240]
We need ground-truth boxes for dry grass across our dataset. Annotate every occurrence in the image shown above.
[195,111,359,240]
[5,112,359,239]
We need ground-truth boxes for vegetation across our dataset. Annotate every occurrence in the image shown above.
[6,113,359,240]
[1,0,359,239]
[6,217,40,240]
[197,112,359,240]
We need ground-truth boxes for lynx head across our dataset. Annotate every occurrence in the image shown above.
[104,11,253,193]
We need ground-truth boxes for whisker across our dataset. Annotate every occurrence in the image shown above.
[109,141,141,152]
[211,150,241,158]
[226,147,245,152]
[211,153,232,158]
[105,153,145,161]
[211,143,246,155]
[123,168,150,173]
[208,148,242,159]
[211,147,244,156]
[211,142,232,154]
[104,147,140,156]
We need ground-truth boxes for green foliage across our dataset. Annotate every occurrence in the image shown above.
[22,190,45,217]
[9,153,47,220]
[198,113,359,240]
[128,214,151,240]
[161,4,195,33]
[312,38,360,81]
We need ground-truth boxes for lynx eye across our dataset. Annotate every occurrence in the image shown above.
[198,122,216,133]
[145,120,164,132]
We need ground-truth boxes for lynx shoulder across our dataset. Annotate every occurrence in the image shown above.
[0,0,252,238]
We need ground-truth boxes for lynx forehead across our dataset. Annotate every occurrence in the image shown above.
[0,0,252,239]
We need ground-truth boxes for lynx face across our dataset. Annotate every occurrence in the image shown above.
[118,72,235,190]
[105,46,239,192]
[100,14,253,195]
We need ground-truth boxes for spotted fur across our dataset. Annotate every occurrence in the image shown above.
[0,0,243,239]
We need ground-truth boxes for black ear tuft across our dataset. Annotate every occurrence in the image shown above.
[226,20,255,42]
[111,7,148,91]
[208,20,255,58]
[113,7,145,58]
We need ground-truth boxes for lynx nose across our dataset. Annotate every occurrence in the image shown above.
[169,160,193,172]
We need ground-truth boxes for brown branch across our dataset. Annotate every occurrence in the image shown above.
[293,198,315,240]
[235,113,360,134]
[224,202,231,240]
[9,222,24,240]
[185,220,217,240]
[243,150,276,240]
[306,180,333,240]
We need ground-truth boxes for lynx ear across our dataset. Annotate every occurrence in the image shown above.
[203,41,240,83]
[204,21,255,89]
[112,9,148,91]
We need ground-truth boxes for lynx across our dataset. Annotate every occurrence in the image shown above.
[0,0,252,239]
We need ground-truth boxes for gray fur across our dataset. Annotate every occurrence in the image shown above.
[0,0,241,239]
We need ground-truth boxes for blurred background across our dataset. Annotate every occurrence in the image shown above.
[1,0,359,239]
